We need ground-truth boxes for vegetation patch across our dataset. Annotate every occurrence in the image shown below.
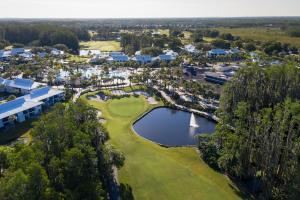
[216,27,300,47]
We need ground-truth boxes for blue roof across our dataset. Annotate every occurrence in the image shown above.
[159,54,173,61]
[30,87,51,99]
[11,48,25,56]
[8,78,34,90]
[0,50,3,57]
[136,55,152,62]
[0,97,26,114]
[209,49,227,55]
[111,55,129,61]
[109,52,123,56]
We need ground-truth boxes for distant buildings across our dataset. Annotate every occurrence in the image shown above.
[133,55,153,64]
[184,44,199,54]
[207,48,242,57]
[207,49,227,57]
[107,52,129,62]
[0,86,65,128]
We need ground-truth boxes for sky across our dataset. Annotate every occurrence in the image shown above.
[1,0,300,18]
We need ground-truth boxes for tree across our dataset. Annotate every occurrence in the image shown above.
[0,102,125,200]
[141,47,162,56]
[199,64,300,199]
[211,39,230,49]
[244,43,256,52]
[220,33,234,41]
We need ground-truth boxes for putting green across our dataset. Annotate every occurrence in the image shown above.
[83,94,243,200]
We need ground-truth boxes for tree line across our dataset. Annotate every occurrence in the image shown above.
[0,101,125,200]
[120,33,182,55]
[0,25,90,52]
[198,64,300,199]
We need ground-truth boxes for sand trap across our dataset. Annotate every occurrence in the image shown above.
[111,90,126,96]
[147,97,158,105]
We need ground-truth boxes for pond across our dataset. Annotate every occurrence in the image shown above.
[133,107,216,146]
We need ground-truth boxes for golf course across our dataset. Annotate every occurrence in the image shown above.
[82,93,243,200]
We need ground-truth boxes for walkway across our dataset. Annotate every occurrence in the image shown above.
[153,86,220,122]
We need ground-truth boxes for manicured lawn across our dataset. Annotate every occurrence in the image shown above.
[68,55,89,63]
[157,29,170,36]
[80,41,122,51]
[82,93,243,200]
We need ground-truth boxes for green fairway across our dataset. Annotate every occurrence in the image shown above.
[82,94,243,200]
[80,40,121,51]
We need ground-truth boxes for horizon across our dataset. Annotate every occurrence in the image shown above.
[2,0,300,18]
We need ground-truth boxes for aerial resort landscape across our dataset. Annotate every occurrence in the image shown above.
[0,1,299,200]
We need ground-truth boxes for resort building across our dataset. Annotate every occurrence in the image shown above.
[80,50,101,57]
[207,49,227,57]
[0,86,65,128]
[0,50,11,61]
[0,78,43,95]
[184,44,200,54]
[51,49,64,56]
[133,55,153,64]
[204,72,229,85]
[107,53,129,62]
[158,54,175,62]
[11,48,25,56]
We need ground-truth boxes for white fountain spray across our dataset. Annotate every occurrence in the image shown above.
[190,113,199,128]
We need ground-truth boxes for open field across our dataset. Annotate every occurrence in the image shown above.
[68,55,89,63]
[216,27,300,47]
[80,40,122,51]
[157,29,170,36]
[82,91,244,200]
[181,31,192,44]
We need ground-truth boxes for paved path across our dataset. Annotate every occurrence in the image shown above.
[154,86,220,122]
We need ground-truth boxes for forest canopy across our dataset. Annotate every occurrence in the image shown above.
[0,101,124,200]
[0,25,89,52]
[198,64,300,200]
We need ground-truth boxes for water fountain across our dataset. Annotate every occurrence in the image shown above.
[190,113,199,128]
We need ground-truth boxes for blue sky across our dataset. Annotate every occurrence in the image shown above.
[1,0,300,18]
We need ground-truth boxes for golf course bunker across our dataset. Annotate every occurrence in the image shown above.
[133,107,216,146]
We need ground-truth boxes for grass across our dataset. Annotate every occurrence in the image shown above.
[80,41,121,52]
[68,55,89,63]
[82,92,244,200]
[216,27,300,47]
[157,29,170,36]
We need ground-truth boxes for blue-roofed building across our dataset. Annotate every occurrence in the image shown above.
[0,86,64,128]
[38,52,47,58]
[0,78,42,94]
[20,52,34,60]
[11,48,25,56]
[109,52,124,56]
[0,50,11,61]
[107,54,129,62]
[207,49,228,57]
[159,54,174,62]
[133,55,153,64]
[0,97,43,128]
